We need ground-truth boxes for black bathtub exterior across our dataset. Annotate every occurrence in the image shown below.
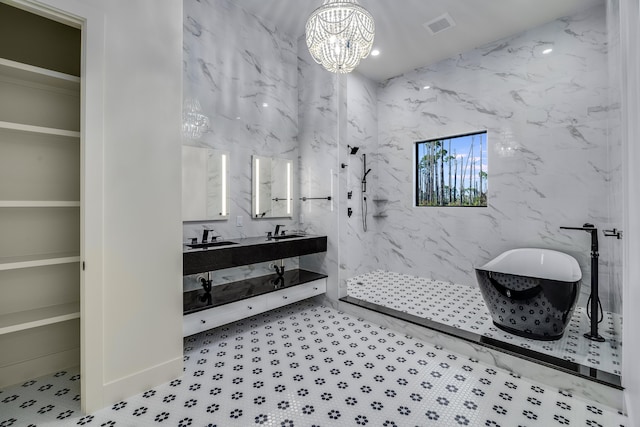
[475,269,580,340]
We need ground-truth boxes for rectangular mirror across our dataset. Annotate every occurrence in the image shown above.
[182,146,229,221]
[252,155,293,219]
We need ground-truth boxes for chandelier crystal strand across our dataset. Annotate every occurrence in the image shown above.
[182,98,210,140]
[305,0,375,73]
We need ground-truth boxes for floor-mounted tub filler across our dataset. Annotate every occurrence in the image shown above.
[476,248,581,340]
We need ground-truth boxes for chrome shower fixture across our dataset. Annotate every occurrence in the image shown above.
[348,145,360,155]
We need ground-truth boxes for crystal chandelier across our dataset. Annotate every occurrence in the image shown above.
[305,0,375,74]
[182,98,210,140]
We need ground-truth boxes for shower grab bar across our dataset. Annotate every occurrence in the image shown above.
[300,196,332,201]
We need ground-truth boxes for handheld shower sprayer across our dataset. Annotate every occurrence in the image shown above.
[361,153,371,193]
[361,153,371,232]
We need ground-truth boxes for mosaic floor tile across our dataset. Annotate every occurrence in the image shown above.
[0,300,627,426]
[347,270,622,375]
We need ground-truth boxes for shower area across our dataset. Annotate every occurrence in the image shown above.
[300,0,625,387]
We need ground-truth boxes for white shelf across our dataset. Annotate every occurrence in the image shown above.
[0,58,80,91]
[0,120,80,138]
[0,302,80,335]
[0,201,80,208]
[0,253,80,271]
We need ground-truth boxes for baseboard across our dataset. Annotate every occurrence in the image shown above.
[624,391,634,425]
[0,348,80,388]
[101,356,183,407]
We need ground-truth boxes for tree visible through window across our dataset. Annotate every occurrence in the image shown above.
[415,131,487,207]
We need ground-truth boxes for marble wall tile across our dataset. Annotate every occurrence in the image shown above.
[183,0,303,293]
[183,0,299,241]
[297,39,341,300]
[371,4,622,312]
[340,72,381,292]
[603,0,623,321]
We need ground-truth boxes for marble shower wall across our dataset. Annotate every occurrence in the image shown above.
[183,0,299,242]
[182,0,300,286]
[374,4,621,312]
[340,72,381,290]
[297,39,341,300]
[604,0,623,321]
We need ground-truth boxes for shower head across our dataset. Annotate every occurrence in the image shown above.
[364,168,372,178]
[348,145,360,155]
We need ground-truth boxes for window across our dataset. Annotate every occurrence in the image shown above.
[415,131,487,207]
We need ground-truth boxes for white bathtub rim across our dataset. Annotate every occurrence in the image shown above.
[478,248,582,283]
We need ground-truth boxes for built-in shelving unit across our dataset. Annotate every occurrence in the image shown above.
[0,252,80,271]
[0,201,80,208]
[0,57,80,90]
[0,302,80,335]
[0,10,81,388]
[0,120,81,138]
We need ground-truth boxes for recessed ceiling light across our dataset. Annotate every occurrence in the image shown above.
[542,48,553,55]
[262,102,269,108]
[423,85,431,90]
[371,49,380,56]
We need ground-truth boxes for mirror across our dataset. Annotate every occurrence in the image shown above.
[252,155,293,218]
[182,146,229,221]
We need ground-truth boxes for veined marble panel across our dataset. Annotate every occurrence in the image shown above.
[297,37,341,300]
[340,72,381,293]
[373,4,621,312]
[183,0,299,240]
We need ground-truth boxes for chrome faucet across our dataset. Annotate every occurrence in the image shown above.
[274,224,285,236]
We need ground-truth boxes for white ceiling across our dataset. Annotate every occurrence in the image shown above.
[238,0,603,82]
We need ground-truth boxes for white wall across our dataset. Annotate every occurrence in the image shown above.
[33,0,184,412]
[99,0,183,404]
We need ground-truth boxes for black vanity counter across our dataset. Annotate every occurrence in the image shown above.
[184,269,327,314]
[183,235,327,275]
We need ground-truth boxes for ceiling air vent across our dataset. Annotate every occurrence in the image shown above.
[423,13,456,35]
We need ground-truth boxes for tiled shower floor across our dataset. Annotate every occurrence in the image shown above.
[0,300,627,426]
[346,270,622,377]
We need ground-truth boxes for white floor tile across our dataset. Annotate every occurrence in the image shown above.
[0,300,626,426]
[347,270,622,375]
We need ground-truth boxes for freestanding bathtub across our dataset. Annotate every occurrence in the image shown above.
[475,248,582,341]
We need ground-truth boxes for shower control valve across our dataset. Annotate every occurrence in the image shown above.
[603,228,623,239]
